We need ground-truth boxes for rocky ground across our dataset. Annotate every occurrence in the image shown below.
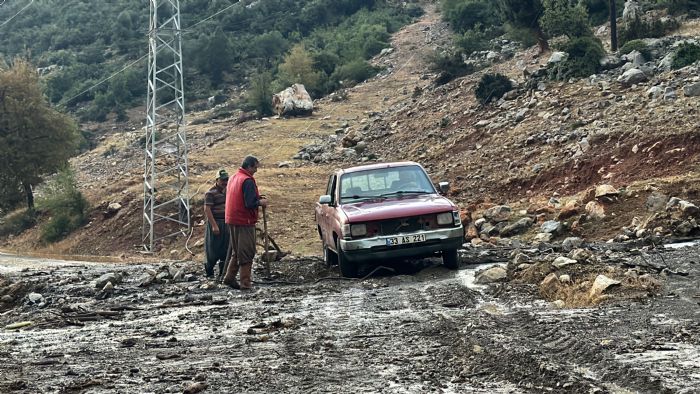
[1,238,699,393]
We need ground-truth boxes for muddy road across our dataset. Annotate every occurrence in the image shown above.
[1,244,699,394]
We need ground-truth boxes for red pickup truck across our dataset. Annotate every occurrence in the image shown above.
[315,161,464,277]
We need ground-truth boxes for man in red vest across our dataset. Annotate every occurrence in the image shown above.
[222,155,268,289]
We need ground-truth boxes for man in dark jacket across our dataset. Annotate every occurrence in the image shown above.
[223,156,268,289]
[203,169,230,277]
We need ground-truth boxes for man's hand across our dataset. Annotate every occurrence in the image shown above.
[212,224,220,235]
[259,197,268,208]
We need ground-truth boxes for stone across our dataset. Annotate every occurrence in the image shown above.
[102,281,114,293]
[539,273,560,297]
[562,237,583,252]
[482,205,512,223]
[589,275,621,298]
[28,293,43,304]
[646,191,667,211]
[548,52,568,64]
[559,274,571,283]
[647,86,663,100]
[569,248,593,263]
[95,273,122,289]
[585,201,606,220]
[679,200,699,217]
[552,256,578,268]
[277,161,292,168]
[534,232,553,242]
[617,68,647,86]
[500,217,533,236]
[683,82,700,97]
[475,266,507,284]
[272,84,313,116]
[595,184,619,199]
[540,220,562,234]
[1,295,12,303]
[622,0,642,23]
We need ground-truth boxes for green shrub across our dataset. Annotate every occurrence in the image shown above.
[0,210,36,237]
[429,50,476,85]
[475,73,513,105]
[330,60,378,85]
[619,39,652,59]
[549,36,605,80]
[667,0,700,16]
[37,169,88,243]
[456,29,490,55]
[619,16,680,45]
[671,43,700,69]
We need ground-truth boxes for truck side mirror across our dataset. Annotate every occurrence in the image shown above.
[318,195,332,205]
[438,182,450,195]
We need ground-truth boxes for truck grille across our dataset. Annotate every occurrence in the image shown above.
[378,216,431,236]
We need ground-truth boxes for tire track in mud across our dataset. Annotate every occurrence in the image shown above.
[1,254,699,393]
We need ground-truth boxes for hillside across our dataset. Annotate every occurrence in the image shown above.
[2,2,700,261]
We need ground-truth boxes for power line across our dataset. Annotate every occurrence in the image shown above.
[0,0,34,29]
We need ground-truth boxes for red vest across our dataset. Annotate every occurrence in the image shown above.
[225,168,260,225]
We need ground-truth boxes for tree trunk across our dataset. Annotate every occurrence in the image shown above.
[610,0,618,51]
[534,28,550,54]
[22,182,34,211]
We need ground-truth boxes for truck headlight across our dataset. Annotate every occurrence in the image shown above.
[437,212,453,225]
[350,224,367,237]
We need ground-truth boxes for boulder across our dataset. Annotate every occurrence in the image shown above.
[534,232,553,242]
[562,237,583,252]
[679,200,700,217]
[589,275,621,298]
[595,184,619,198]
[272,84,313,116]
[540,220,562,234]
[622,0,641,23]
[539,273,561,298]
[500,217,533,236]
[95,273,122,289]
[683,82,700,97]
[585,201,606,220]
[482,205,512,223]
[475,266,507,284]
[548,52,568,64]
[617,68,647,86]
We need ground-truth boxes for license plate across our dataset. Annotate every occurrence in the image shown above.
[385,234,426,246]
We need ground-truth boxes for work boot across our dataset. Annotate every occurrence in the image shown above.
[239,263,253,290]
[223,260,240,289]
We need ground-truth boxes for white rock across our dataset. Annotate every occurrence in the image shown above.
[553,256,578,268]
[589,275,621,298]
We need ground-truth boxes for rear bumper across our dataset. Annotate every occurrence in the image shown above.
[339,226,464,263]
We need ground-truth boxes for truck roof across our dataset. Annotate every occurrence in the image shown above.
[337,161,422,175]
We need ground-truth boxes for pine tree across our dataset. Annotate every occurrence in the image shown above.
[0,59,79,210]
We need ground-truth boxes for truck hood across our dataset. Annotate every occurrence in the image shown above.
[341,194,456,223]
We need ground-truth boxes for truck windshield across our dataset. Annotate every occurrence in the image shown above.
[339,165,435,203]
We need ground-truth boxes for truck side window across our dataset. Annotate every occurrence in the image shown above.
[329,175,337,205]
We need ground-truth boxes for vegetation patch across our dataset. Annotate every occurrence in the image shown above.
[548,36,605,80]
[671,42,700,69]
[619,39,652,60]
[475,73,513,105]
[37,170,88,244]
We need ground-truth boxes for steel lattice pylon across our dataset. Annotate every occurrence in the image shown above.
[143,0,189,252]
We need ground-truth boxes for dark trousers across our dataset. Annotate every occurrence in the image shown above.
[204,218,229,277]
